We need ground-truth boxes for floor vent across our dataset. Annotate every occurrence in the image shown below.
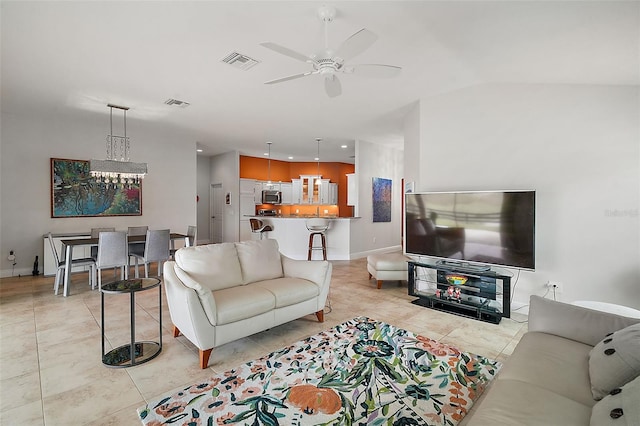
[164,99,190,107]
[221,51,260,71]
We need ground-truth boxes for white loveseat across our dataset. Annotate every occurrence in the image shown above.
[163,239,332,368]
[465,295,640,425]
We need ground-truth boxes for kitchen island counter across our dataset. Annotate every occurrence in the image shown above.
[248,216,360,260]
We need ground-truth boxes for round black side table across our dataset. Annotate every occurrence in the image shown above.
[101,278,162,368]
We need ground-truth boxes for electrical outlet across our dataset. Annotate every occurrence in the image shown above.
[547,281,563,293]
[7,250,15,261]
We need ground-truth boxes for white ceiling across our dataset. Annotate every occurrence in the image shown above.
[2,1,638,163]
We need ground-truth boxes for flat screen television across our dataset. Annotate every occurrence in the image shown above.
[405,190,535,270]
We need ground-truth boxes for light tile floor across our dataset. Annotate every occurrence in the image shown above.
[0,258,528,425]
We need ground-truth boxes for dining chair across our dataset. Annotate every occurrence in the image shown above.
[90,227,115,259]
[96,231,129,290]
[127,225,149,266]
[127,226,148,236]
[48,233,96,295]
[130,229,170,278]
[170,225,197,259]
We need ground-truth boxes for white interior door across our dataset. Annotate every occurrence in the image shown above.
[210,183,224,243]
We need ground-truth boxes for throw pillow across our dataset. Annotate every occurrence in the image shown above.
[590,375,640,426]
[588,323,640,400]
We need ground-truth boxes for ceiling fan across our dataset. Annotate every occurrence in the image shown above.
[260,6,401,98]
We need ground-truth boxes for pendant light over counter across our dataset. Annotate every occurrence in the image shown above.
[315,138,322,186]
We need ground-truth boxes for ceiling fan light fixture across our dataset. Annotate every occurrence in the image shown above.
[260,6,401,98]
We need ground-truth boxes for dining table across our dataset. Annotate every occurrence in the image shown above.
[60,232,188,297]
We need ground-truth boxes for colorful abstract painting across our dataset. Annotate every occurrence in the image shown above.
[372,177,392,222]
[50,158,142,217]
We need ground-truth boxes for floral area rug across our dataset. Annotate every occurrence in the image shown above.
[138,317,501,425]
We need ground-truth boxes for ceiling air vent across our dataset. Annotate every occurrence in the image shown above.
[221,51,260,71]
[164,98,190,107]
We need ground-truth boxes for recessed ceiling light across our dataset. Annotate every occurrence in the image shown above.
[196,148,203,153]
[288,156,293,160]
[341,145,348,149]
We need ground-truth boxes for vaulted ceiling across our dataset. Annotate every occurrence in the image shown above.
[2,1,638,163]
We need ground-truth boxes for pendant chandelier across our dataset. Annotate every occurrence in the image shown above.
[90,104,147,186]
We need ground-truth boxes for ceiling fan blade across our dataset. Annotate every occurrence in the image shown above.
[347,64,402,78]
[324,74,342,98]
[334,28,378,62]
[264,71,315,85]
[260,42,316,64]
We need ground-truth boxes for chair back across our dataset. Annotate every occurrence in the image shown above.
[127,226,148,236]
[186,225,197,247]
[144,229,171,262]
[96,231,128,268]
[47,233,60,265]
[250,219,263,232]
[91,227,115,238]
[306,218,330,232]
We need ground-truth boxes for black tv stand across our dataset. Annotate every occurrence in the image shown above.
[408,261,511,324]
[435,260,492,272]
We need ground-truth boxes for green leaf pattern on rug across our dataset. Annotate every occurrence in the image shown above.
[138,317,501,425]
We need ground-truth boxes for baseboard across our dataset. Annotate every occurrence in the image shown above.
[0,267,33,278]
[350,245,403,260]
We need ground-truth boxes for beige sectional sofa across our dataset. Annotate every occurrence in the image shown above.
[465,295,640,425]
[163,239,332,369]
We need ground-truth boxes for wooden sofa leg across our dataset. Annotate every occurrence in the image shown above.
[173,325,181,338]
[377,280,383,289]
[200,348,213,369]
[315,310,324,323]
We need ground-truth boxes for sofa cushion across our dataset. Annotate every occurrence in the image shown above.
[466,379,592,426]
[175,243,243,291]
[213,285,276,325]
[282,256,330,287]
[528,296,640,347]
[590,375,640,426]
[253,278,320,308]
[235,239,283,284]
[498,331,595,406]
[589,323,640,400]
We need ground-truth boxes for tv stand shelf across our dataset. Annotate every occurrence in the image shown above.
[408,261,511,324]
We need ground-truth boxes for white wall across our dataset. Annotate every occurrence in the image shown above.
[196,155,211,244]
[209,151,240,243]
[0,110,197,277]
[404,83,639,309]
[350,139,404,257]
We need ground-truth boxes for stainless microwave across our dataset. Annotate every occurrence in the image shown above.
[261,190,282,204]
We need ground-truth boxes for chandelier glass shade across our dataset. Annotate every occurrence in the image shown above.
[90,104,147,186]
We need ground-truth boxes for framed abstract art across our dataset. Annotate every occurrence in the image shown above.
[372,177,392,223]
[50,158,142,217]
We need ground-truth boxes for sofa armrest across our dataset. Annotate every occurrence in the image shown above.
[163,261,217,351]
[528,295,640,346]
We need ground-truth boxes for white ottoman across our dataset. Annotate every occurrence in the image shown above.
[367,253,410,289]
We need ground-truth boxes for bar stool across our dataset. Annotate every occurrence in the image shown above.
[306,218,329,260]
[250,218,273,240]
